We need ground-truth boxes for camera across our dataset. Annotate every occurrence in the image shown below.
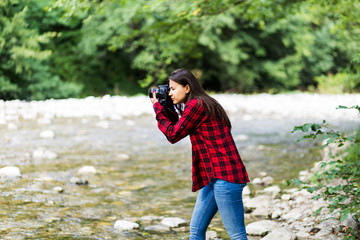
[149,84,178,122]
[148,84,170,104]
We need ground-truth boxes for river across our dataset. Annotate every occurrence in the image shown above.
[0,93,359,239]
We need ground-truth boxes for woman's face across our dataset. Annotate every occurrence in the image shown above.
[169,80,190,104]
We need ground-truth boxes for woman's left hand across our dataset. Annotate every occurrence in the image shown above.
[150,91,158,105]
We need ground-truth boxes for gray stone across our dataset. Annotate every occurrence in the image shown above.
[260,227,295,240]
[246,220,280,236]
[342,214,358,230]
[206,230,219,240]
[252,206,272,218]
[257,185,281,199]
[281,208,303,221]
[245,195,272,210]
[161,217,187,227]
[144,224,170,232]
[316,218,340,229]
[295,231,311,240]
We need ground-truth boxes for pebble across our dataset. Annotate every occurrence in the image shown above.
[32,148,57,159]
[161,217,186,227]
[70,177,89,185]
[77,166,96,175]
[40,130,55,139]
[0,166,21,178]
[246,220,280,236]
[144,224,170,232]
[53,186,64,193]
[114,220,139,231]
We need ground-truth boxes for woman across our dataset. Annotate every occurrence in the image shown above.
[150,68,250,240]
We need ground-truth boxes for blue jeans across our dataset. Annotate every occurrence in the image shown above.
[189,179,248,240]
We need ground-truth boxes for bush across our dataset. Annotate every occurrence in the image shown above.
[290,105,360,239]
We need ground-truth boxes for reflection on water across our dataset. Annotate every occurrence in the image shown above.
[0,111,358,239]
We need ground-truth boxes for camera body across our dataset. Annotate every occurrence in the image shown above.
[149,84,178,123]
[148,84,170,104]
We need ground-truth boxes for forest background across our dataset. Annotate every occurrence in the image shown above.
[1,0,360,100]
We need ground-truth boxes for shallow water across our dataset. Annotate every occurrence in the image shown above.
[0,98,359,239]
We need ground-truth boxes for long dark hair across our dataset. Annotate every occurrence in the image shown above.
[169,68,231,129]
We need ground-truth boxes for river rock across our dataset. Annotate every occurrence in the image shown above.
[116,153,130,160]
[257,185,281,199]
[260,227,295,240]
[161,217,186,227]
[70,177,89,185]
[282,208,304,221]
[206,230,220,240]
[32,148,57,159]
[246,220,280,236]
[77,166,96,175]
[144,224,170,232]
[342,214,358,230]
[53,186,64,193]
[114,220,139,231]
[295,231,311,240]
[0,166,21,178]
[243,185,251,195]
[40,130,55,139]
[245,195,272,210]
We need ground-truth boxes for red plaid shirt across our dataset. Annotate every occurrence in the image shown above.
[153,99,250,192]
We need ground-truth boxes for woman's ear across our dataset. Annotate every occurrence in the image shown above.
[185,85,190,94]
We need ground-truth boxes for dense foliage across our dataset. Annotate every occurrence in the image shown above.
[291,105,360,239]
[1,0,360,99]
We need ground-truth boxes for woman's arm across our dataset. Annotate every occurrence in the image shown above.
[153,99,207,144]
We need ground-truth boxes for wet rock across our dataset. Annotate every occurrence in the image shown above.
[0,166,21,178]
[40,130,55,139]
[262,176,274,186]
[116,153,130,161]
[261,227,295,240]
[206,230,220,240]
[77,166,96,175]
[252,177,263,185]
[246,220,280,236]
[243,185,251,195]
[32,148,57,159]
[53,186,64,193]
[161,217,187,227]
[144,224,170,232]
[70,177,89,185]
[114,220,139,231]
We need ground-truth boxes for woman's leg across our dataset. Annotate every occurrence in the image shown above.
[213,180,248,240]
[189,182,218,240]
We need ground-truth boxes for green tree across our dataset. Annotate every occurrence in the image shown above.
[0,0,81,100]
